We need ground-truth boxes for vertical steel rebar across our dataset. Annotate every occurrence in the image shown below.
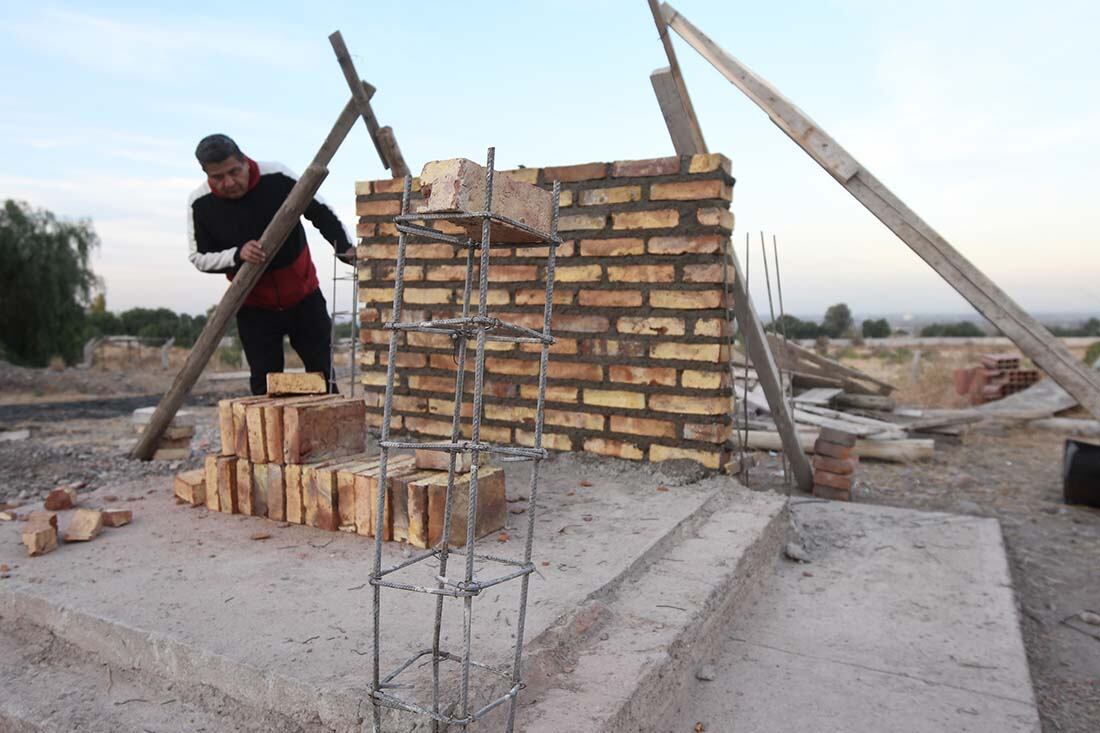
[772,235,794,489]
[504,181,560,732]
[372,175,413,732]
[742,232,751,486]
[759,231,785,484]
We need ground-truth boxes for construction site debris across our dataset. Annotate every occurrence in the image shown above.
[25,511,58,529]
[43,487,77,511]
[173,468,206,506]
[265,371,328,396]
[955,352,1041,404]
[101,509,133,527]
[1063,439,1100,508]
[63,508,103,542]
[22,524,57,556]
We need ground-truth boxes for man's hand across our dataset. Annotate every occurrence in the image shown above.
[239,240,267,265]
[336,249,357,266]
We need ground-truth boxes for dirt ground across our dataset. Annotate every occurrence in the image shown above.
[2,355,1098,732]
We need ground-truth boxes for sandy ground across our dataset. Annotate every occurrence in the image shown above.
[2,356,1098,731]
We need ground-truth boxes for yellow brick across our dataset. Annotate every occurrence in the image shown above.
[616,317,685,336]
[648,393,729,415]
[611,209,679,230]
[579,186,642,206]
[485,404,537,424]
[697,207,734,229]
[545,409,605,431]
[682,370,723,389]
[555,264,603,282]
[373,177,420,194]
[649,444,721,469]
[500,168,539,184]
[650,290,724,309]
[515,429,572,451]
[607,265,675,283]
[583,437,643,461]
[649,342,721,362]
[583,389,645,410]
[610,415,677,439]
[694,319,725,337]
[361,288,394,304]
[520,384,578,402]
[650,180,732,201]
[558,189,574,207]
[356,199,402,216]
[355,181,371,196]
[688,153,732,175]
[578,238,645,256]
[404,288,453,305]
[558,213,607,231]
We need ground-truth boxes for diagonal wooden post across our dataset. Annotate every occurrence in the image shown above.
[646,0,707,154]
[662,2,1100,420]
[130,98,360,460]
[329,30,410,178]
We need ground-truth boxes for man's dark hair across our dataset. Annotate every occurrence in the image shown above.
[195,134,244,167]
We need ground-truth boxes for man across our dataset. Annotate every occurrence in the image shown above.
[187,134,354,395]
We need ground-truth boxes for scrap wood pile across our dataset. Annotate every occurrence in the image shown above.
[174,372,506,547]
[2,483,133,558]
[733,337,985,462]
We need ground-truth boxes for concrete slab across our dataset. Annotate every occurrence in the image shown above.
[659,500,1041,733]
[0,453,775,732]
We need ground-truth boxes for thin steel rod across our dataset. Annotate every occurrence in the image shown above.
[504,180,560,732]
[742,232,751,487]
[349,248,359,397]
[759,231,786,484]
[773,234,794,489]
[371,175,413,732]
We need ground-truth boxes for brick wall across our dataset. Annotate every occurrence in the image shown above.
[355,154,736,470]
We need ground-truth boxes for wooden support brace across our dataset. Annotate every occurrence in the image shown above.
[662,2,1100,420]
[646,0,707,155]
[329,30,410,178]
[129,98,360,461]
[725,241,814,490]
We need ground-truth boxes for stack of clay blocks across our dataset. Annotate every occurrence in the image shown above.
[812,427,858,501]
[177,374,505,546]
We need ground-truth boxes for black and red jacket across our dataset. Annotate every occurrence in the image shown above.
[187,159,352,309]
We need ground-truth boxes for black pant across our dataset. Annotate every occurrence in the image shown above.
[236,288,334,396]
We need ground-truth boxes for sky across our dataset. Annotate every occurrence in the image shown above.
[2,0,1099,321]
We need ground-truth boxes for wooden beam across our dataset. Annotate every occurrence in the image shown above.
[662,2,1100,420]
[645,0,706,154]
[725,242,814,490]
[129,99,359,461]
[745,431,935,463]
[329,30,410,178]
[650,67,704,155]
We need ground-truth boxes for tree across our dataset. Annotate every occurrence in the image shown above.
[919,321,985,337]
[822,303,853,338]
[766,314,821,339]
[861,318,891,338]
[0,200,99,366]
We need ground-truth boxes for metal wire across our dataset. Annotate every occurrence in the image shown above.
[772,234,794,491]
[367,148,559,730]
[759,231,786,485]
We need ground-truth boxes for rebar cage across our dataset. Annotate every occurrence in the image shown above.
[367,147,561,731]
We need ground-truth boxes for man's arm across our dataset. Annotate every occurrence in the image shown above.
[303,194,354,261]
[187,190,242,273]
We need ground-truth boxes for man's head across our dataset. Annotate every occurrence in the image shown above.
[196,134,250,199]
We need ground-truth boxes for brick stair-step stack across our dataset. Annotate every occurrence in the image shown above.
[174,374,506,547]
[811,427,858,501]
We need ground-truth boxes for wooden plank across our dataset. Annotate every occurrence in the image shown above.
[768,334,894,394]
[795,404,908,437]
[835,393,897,411]
[663,2,1100,421]
[725,243,813,490]
[329,31,410,177]
[129,96,360,460]
[646,0,706,154]
[651,67,703,156]
[745,430,934,462]
[792,388,842,406]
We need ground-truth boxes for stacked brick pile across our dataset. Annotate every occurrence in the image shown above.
[811,428,858,501]
[355,154,736,469]
[175,374,505,547]
[953,353,1041,404]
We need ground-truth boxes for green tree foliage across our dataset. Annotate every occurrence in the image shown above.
[919,321,986,337]
[861,318,892,338]
[0,200,99,366]
[765,314,821,339]
[822,303,853,338]
[1048,318,1100,337]
[85,305,209,347]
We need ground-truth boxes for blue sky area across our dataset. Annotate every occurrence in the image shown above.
[2,1,1098,320]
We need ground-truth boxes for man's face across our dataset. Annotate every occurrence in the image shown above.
[204,156,250,199]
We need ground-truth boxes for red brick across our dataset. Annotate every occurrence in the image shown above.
[812,455,859,475]
[814,470,852,491]
[543,162,608,182]
[816,427,857,447]
[813,440,853,459]
[608,365,677,386]
[697,207,734,229]
[684,422,733,443]
[610,415,677,439]
[579,237,645,256]
[356,199,402,216]
[548,361,603,381]
[648,234,723,255]
[688,154,732,174]
[555,314,611,333]
[516,288,573,305]
[813,484,851,501]
[521,384,578,402]
[649,394,729,415]
[611,157,680,177]
[578,289,643,307]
